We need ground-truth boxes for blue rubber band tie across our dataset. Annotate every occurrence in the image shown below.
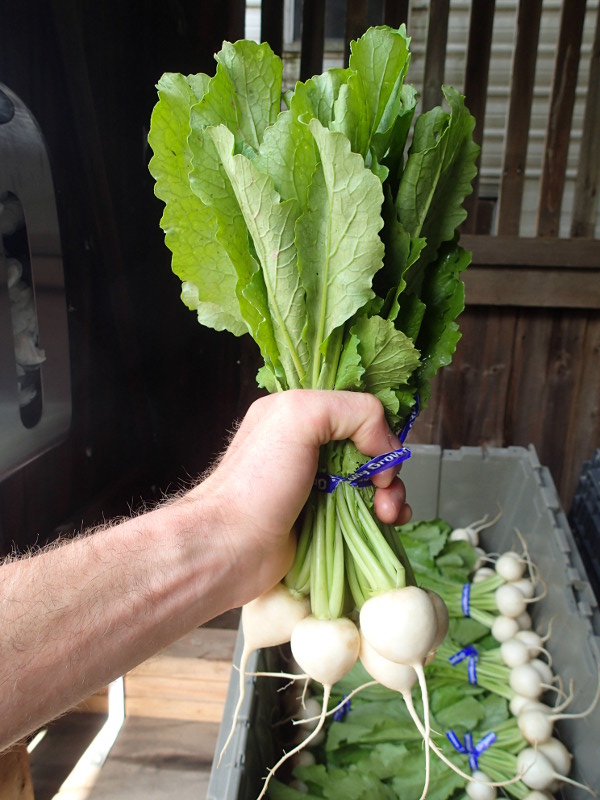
[446,730,497,771]
[449,645,479,685]
[461,583,471,617]
[314,396,419,494]
[332,695,351,722]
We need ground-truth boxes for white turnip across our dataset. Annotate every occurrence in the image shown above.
[218,582,310,765]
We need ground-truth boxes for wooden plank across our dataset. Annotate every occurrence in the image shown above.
[505,309,553,459]
[461,234,600,268]
[571,2,600,238]
[463,265,600,309]
[412,308,515,449]
[537,0,588,237]
[504,310,592,508]
[562,315,600,504]
[300,0,326,81]
[383,0,409,28]
[344,0,367,67]
[421,0,449,111]
[462,0,496,234]
[496,0,543,236]
[261,0,284,56]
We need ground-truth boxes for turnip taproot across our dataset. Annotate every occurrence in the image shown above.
[450,506,502,547]
[517,748,596,794]
[218,582,310,765]
[255,615,361,800]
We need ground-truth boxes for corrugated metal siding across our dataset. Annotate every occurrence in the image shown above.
[245,0,599,238]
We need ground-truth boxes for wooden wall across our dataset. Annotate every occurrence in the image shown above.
[0,0,598,555]
[0,0,251,553]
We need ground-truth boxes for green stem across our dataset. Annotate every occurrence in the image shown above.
[316,324,345,390]
[381,523,417,587]
[353,490,406,588]
[326,492,346,618]
[345,547,369,609]
[310,492,329,619]
[284,502,314,595]
[336,484,396,598]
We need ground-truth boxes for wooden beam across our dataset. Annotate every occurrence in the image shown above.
[462,0,496,233]
[461,234,600,268]
[537,0,587,237]
[383,0,409,29]
[463,265,600,308]
[461,234,600,308]
[422,0,449,111]
[261,0,284,56]
[300,0,325,81]
[496,0,543,236]
[344,0,367,67]
[571,1,600,238]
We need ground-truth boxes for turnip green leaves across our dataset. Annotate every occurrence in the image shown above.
[148,25,479,427]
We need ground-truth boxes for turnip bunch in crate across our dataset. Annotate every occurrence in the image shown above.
[148,24,479,797]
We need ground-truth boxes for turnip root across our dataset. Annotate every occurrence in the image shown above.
[450,506,502,547]
[491,614,520,643]
[359,586,438,664]
[517,748,597,794]
[538,737,572,776]
[495,551,527,582]
[218,582,310,765]
[255,615,361,800]
[466,770,497,800]
[518,670,600,744]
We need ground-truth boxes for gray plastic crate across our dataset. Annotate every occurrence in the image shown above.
[208,445,600,799]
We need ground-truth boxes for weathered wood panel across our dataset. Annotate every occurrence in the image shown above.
[261,0,284,55]
[413,304,600,506]
[571,1,600,238]
[462,0,496,233]
[344,0,368,66]
[383,0,409,28]
[300,0,326,81]
[537,0,588,237]
[422,0,450,111]
[496,0,543,236]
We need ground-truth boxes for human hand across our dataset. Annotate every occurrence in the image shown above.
[193,390,412,606]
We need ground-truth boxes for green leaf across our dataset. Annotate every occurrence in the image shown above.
[334,333,364,391]
[148,73,248,337]
[292,68,351,128]
[208,125,309,388]
[254,105,317,211]
[350,315,420,418]
[396,86,479,292]
[297,119,385,387]
[192,39,282,152]
[414,242,471,403]
[332,26,412,159]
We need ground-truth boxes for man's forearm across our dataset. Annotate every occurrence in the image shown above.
[0,489,228,750]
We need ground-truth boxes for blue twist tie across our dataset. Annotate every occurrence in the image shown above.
[313,447,412,493]
[314,397,419,494]
[461,583,471,617]
[446,730,497,771]
[332,695,351,722]
[448,645,479,685]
